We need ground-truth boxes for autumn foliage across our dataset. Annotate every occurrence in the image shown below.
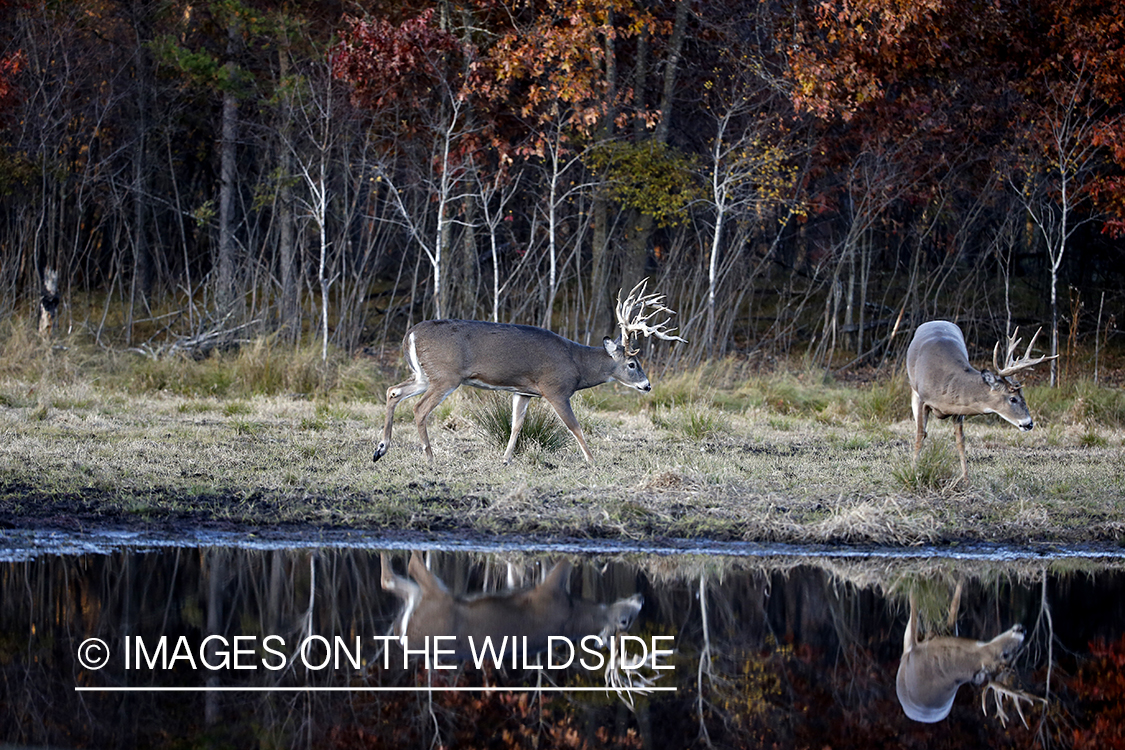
[1071,634,1125,749]
[0,0,1121,365]
[331,11,465,119]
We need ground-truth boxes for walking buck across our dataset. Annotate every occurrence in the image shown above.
[372,280,685,465]
[906,321,1056,482]
[379,551,644,663]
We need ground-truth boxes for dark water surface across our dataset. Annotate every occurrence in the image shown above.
[2,531,1124,749]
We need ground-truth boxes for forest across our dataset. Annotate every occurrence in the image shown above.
[1,0,1123,375]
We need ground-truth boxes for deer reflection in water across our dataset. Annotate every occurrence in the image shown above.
[896,591,1025,723]
[380,551,643,664]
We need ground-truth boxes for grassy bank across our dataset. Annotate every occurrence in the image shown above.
[2,326,1123,547]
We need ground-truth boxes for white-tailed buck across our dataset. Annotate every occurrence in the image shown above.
[896,594,1025,723]
[906,321,1056,481]
[373,280,685,464]
[380,551,643,662]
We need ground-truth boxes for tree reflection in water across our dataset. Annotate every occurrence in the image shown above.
[1,546,1123,748]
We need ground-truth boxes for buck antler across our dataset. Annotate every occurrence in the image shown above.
[992,327,1057,378]
[604,638,665,707]
[981,679,1046,728]
[615,279,687,355]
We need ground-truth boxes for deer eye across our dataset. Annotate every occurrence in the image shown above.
[627,361,637,370]
[1009,396,1019,404]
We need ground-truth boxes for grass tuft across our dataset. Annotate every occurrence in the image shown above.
[468,393,571,457]
[892,441,958,493]
[651,403,730,440]
[854,377,911,423]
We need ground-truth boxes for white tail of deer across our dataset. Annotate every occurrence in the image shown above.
[896,594,1025,723]
[906,321,1056,481]
[373,279,685,464]
[380,551,643,662]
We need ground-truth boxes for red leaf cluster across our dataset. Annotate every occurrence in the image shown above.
[330,10,463,113]
[1070,635,1125,750]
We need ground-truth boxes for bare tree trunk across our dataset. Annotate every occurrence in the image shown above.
[128,4,154,346]
[654,0,689,147]
[458,191,479,319]
[622,0,688,293]
[278,38,299,343]
[588,28,617,339]
[216,20,240,318]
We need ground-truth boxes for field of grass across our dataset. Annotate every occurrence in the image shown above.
[2,324,1123,547]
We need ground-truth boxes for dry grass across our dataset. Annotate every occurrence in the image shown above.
[1,328,1123,547]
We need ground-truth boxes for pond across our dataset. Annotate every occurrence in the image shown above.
[2,530,1124,749]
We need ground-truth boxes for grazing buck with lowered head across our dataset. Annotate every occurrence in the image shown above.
[372,280,685,465]
[896,594,1026,723]
[906,321,1055,482]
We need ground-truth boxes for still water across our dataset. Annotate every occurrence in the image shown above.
[2,531,1124,749]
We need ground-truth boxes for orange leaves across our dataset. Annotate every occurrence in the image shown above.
[480,0,647,140]
[784,0,1008,122]
[0,50,24,113]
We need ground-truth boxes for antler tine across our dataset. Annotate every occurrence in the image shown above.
[992,327,1017,375]
[994,326,1058,378]
[615,278,688,353]
[981,680,1045,729]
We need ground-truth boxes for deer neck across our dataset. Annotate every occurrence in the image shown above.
[928,366,999,415]
[572,343,619,390]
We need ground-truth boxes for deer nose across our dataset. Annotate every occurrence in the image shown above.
[638,382,652,393]
[1019,420,1033,432]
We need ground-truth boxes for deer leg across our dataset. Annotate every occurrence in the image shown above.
[373,375,429,462]
[544,394,594,464]
[379,553,421,639]
[911,391,929,465]
[947,579,964,633]
[411,380,459,461]
[954,415,968,482]
[903,594,920,654]
[502,394,533,464]
[379,552,402,593]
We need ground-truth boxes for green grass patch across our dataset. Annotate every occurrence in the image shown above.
[468,393,571,457]
[651,404,730,440]
[223,401,252,417]
[1029,380,1125,428]
[892,441,958,493]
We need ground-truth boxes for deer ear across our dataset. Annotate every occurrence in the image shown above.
[982,370,1003,391]
[603,337,622,358]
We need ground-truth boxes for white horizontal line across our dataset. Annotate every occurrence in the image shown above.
[75,686,676,693]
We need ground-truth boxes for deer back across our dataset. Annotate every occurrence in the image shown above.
[407,320,647,396]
